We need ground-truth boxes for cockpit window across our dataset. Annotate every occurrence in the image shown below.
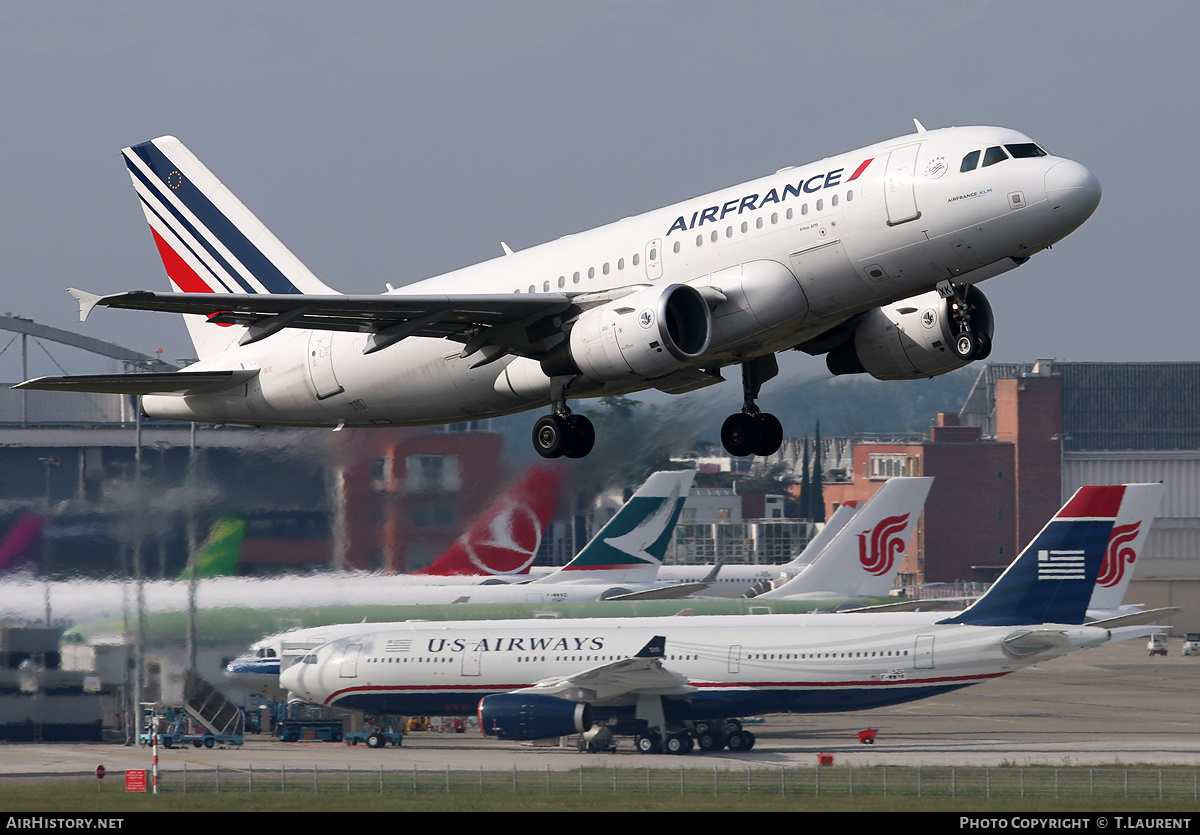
[300,654,318,665]
[1005,143,1048,159]
[960,150,981,173]
[982,146,1009,168]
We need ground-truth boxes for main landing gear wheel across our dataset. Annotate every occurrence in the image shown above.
[721,412,784,457]
[635,733,662,754]
[721,354,783,457]
[532,413,595,459]
[564,414,595,459]
[952,331,980,361]
[725,730,755,751]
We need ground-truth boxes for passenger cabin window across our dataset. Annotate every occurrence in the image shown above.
[960,150,981,172]
[982,145,1009,167]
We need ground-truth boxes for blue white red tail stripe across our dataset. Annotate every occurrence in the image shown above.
[941,485,1127,627]
[125,141,300,295]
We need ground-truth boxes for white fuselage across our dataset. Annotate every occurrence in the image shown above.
[143,126,1097,427]
[281,612,1110,719]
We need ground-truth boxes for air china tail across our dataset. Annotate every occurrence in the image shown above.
[757,476,932,599]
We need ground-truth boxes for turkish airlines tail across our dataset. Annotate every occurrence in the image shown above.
[121,136,339,358]
[413,466,563,577]
[0,513,43,574]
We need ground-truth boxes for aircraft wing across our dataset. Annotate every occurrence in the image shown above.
[13,369,258,395]
[510,636,695,705]
[69,288,575,352]
[603,582,710,601]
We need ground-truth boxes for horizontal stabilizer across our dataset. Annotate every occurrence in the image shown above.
[13,369,259,396]
[1088,607,1181,629]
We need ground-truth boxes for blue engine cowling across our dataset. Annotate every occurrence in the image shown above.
[477,694,591,741]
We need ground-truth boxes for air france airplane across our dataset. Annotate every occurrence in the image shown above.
[17,122,1100,459]
[281,484,1157,754]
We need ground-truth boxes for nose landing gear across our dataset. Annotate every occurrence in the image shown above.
[941,280,993,362]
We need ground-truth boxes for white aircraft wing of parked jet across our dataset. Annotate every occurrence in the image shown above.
[17,126,1100,461]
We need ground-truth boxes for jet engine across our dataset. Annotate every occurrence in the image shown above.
[825,286,994,380]
[541,283,712,382]
[477,693,591,741]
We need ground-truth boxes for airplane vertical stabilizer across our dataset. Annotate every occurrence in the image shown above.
[413,466,563,577]
[758,477,932,599]
[535,470,694,586]
[941,485,1157,626]
[121,136,340,358]
[1086,483,1164,613]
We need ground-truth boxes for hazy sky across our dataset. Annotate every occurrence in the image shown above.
[0,1,1194,383]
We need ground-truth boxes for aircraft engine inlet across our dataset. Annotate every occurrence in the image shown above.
[542,283,712,383]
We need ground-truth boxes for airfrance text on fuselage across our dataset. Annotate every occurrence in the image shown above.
[427,637,605,653]
[665,159,873,236]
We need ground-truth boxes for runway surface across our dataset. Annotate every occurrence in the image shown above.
[4,637,1198,777]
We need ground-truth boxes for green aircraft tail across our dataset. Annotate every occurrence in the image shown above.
[181,517,246,580]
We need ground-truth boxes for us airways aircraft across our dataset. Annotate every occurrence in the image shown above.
[281,484,1157,754]
[17,123,1100,459]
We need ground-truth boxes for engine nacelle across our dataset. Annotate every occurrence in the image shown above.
[827,286,994,380]
[477,693,591,741]
[542,283,712,383]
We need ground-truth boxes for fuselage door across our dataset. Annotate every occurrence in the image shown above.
[727,644,742,674]
[307,332,344,400]
[914,634,935,670]
[884,143,922,226]
[339,643,363,678]
[462,641,482,677]
[645,239,663,280]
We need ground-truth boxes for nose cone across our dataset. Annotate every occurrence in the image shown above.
[1045,160,1101,233]
[278,658,306,696]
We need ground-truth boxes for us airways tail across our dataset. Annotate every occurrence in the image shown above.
[756,477,932,600]
[941,484,1163,627]
[413,466,563,577]
[121,136,339,358]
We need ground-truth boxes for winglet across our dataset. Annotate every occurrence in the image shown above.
[635,636,666,659]
[68,288,104,322]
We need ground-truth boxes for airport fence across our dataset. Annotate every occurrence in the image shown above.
[157,762,1200,802]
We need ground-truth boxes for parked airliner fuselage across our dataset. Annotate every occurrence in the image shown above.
[140,126,1099,430]
[281,613,1110,719]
